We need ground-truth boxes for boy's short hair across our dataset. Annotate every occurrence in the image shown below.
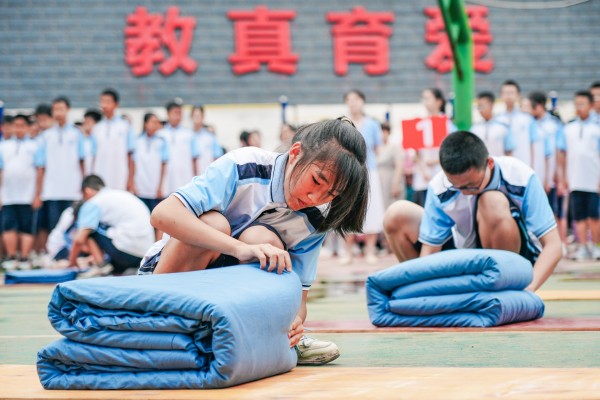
[52,96,71,108]
[477,91,495,103]
[165,97,184,112]
[440,131,489,175]
[528,91,547,109]
[501,79,521,93]
[101,88,120,103]
[82,174,105,191]
[83,108,102,123]
[35,103,52,117]
[589,81,600,90]
[13,114,31,124]
[2,115,14,124]
[575,90,593,104]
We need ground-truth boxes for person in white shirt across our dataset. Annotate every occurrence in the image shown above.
[0,115,44,270]
[134,113,168,240]
[496,80,538,167]
[37,96,85,251]
[81,109,101,176]
[191,105,223,175]
[68,175,155,277]
[590,81,600,125]
[562,90,600,261]
[91,88,135,191]
[471,91,515,157]
[159,98,199,195]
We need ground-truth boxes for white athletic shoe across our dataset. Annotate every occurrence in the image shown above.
[589,244,600,261]
[2,258,19,271]
[18,259,32,270]
[295,336,340,366]
[572,245,590,261]
[78,264,114,279]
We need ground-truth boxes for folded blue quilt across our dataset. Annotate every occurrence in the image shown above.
[37,264,301,389]
[366,249,545,327]
[4,269,78,285]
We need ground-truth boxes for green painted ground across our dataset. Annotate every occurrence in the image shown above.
[1,270,599,366]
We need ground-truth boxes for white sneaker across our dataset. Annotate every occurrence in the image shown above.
[572,245,590,261]
[295,336,340,366]
[78,264,114,279]
[589,244,600,260]
[18,259,32,270]
[2,258,19,271]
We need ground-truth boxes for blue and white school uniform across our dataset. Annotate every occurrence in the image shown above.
[532,113,563,188]
[77,188,155,258]
[358,116,385,234]
[562,116,600,194]
[82,133,96,176]
[134,133,169,200]
[195,127,224,175]
[496,109,537,167]
[91,115,135,190]
[419,156,556,256]
[470,118,515,157]
[159,124,199,195]
[139,147,327,290]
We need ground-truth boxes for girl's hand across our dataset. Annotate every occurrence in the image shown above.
[234,243,292,274]
[288,315,304,347]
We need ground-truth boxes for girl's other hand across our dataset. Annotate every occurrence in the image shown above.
[288,315,304,347]
[235,243,292,274]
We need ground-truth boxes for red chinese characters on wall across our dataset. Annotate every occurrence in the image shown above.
[124,6,197,77]
[424,5,494,74]
[227,6,298,75]
[326,7,395,76]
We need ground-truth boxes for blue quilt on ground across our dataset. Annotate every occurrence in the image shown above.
[4,269,78,285]
[366,249,545,327]
[37,264,301,389]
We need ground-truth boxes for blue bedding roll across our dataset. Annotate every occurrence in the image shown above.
[367,249,545,327]
[37,264,301,389]
[4,269,78,284]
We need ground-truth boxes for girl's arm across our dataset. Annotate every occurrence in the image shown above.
[151,195,292,273]
[288,290,307,347]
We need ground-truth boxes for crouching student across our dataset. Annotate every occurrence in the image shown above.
[139,118,370,365]
[384,131,562,292]
[68,175,155,278]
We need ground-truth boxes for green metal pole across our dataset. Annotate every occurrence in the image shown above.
[437,0,474,131]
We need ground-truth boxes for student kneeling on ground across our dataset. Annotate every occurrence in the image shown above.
[384,130,562,292]
[68,175,155,278]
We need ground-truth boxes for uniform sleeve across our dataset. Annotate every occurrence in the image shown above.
[504,126,516,152]
[76,202,102,231]
[0,150,4,170]
[529,119,539,143]
[544,131,553,157]
[521,174,557,238]
[555,125,566,151]
[213,139,224,158]
[191,134,200,159]
[289,232,327,290]
[78,131,86,160]
[34,139,46,168]
[173,155,238,216]
[127,125,136,153]
[161,138,170,162]
[418,186,456,246]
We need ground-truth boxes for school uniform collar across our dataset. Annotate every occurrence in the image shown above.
[270,153,288,205]
[482,158,502,192]
[104,114,121,123]
[575,116,594,124]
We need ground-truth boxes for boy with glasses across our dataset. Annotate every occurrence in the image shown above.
[383,131,562,291]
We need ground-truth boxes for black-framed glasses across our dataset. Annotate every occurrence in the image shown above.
[444,166,489,192]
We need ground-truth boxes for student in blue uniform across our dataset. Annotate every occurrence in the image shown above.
[470,91,515,157]
[384,131,562,292]
[139,118,370,366]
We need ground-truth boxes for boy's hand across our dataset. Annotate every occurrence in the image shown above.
[235,244,292,274]
[288,315,304,347]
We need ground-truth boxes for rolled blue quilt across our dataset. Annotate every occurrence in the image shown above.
[4,269,78,285]
[367,249,545,327]
[37,264,301,389]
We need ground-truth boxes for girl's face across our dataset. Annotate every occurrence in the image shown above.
[422,90,441,116]
[284,143,337,210]
[145,115,161,136]
[345,92,364,115]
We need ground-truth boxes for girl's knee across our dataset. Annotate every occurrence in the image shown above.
[199,211,231,236]
[238,225,285,249]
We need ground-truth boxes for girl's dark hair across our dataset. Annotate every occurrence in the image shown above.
[143,112,157,124]
[290,117,369,236]
[427,88,447,114]
[343,89,366,103]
